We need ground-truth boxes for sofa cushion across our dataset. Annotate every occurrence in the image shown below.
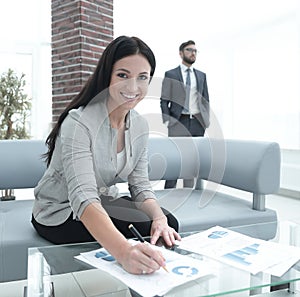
[156,188,277,238]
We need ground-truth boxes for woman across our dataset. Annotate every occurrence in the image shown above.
[32,36,181,275]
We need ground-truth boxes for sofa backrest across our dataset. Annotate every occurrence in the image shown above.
[0,139,47,189]
[0,137,281,195]
[148,137,281,195]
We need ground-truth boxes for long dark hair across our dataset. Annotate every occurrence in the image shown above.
[44,36,156,166]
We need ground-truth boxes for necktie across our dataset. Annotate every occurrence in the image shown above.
[184,68,191,112]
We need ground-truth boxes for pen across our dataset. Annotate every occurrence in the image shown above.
[128,224,145,243]
[128,224,169,273]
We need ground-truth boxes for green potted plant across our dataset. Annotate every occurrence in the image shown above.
[0,68,32,200]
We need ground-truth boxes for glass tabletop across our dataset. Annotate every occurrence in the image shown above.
[27,221,300,297]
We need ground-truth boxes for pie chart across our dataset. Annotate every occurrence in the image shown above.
[172,266,199,277]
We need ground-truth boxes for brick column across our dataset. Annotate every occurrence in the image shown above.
[51,0,113,123]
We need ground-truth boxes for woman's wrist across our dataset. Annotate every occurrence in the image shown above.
[113,240,132,263]
[152,214,167,223]
[141,199,166,221]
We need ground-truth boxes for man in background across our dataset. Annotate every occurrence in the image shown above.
[160,40,210,189]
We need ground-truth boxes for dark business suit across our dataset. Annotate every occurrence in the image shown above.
[160,65,210,188]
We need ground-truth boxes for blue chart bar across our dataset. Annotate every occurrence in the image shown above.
[95,251,115,262]
[222,243,260,266]
[208,230,228,239]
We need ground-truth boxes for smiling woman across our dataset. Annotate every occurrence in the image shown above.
[108,54,152,120]
[31,36,181,276]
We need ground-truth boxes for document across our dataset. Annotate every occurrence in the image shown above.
[75,240,214,297]
[176,226,300,276]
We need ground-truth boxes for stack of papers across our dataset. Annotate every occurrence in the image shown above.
[75,240,214,297]
[176,226,300,276]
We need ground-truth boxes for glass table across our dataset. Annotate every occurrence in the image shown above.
[26,221,300,297]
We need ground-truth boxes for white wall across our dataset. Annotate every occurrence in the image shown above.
[114,0,300,194]
[114,0,300,150]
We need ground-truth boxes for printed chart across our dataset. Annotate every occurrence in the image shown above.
[177,226,300,276]
[75,241,214,297]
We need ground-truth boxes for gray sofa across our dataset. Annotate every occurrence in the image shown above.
[0,137,281,282]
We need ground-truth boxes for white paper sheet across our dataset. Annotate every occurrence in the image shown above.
[75,241,214,297]
[176,226,300,276]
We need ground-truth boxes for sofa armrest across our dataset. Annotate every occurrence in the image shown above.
[196,138,281,195]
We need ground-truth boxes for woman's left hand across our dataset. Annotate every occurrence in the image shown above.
[150,216,181,246]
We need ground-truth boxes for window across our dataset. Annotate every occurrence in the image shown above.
[0,0,51,139]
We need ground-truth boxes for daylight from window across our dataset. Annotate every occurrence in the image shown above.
[0,0,299,150]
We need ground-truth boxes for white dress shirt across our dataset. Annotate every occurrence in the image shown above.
[180,64,200,115]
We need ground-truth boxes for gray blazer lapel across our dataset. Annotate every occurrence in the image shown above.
[175,66,184,83]
[194,70,202,93]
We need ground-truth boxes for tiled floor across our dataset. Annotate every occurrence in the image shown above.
[205,183,300,224]
[266,194,300,223]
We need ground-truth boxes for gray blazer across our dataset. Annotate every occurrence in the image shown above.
[33,97,156,226]
[160,66,210,128]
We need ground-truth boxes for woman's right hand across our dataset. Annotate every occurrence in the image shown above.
[80,202,165,275]
[119,242,166,275]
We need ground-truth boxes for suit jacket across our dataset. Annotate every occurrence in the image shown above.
[160,66,210,128]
